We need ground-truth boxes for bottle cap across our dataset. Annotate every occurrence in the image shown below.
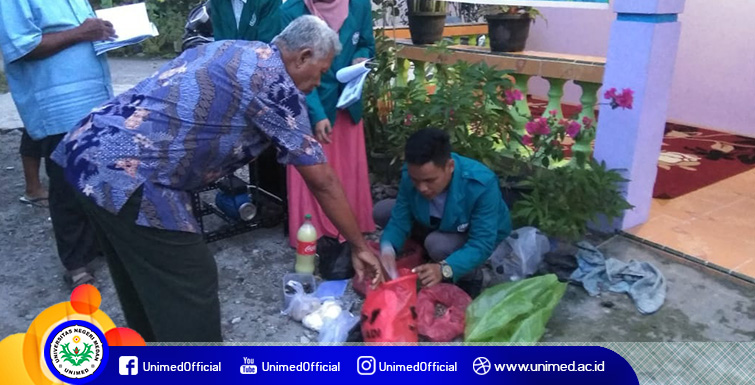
[304,214,312,220]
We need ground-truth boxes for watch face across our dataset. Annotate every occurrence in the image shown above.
[441,264,453,279]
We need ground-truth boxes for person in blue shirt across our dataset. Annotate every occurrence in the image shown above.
[0,0,116,288]
[52,16,384,342]
[374,128,512,297]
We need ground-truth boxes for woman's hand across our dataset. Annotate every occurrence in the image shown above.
[314,119,332,144]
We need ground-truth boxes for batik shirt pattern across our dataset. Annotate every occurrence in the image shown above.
[52,41,325,233]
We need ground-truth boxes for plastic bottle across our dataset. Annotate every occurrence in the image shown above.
[295,214,317,274]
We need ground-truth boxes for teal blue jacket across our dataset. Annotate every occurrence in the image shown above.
[210,0,281,43]
[280,0,375,126]
[381,153,512,281]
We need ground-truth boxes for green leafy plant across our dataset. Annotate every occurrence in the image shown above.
[409,0,447,14]
[481,5,546,23]
[512,159,634,242]
[383,54,517,169]
[363,10,400,156]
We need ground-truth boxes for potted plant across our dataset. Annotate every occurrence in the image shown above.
[407,0,447,45]
[482,6,544,52]
[363,7,405,181]
[384,55,518,169]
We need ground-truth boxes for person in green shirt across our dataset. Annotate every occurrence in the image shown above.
[374,128,513,297]
[210,0,281,43]
[281,0,377,247]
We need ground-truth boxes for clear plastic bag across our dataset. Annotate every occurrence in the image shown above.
[281,280,321,322]
[489,227,550,283]
[318,311,361,343]
[302,300,343,331]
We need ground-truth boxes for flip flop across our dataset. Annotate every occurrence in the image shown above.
[19,194,49,208]
[64,269,96,288]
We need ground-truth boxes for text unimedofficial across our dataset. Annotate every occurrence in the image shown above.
[262,361,341,372]
[379,361,458,372]
[142,362,222,372]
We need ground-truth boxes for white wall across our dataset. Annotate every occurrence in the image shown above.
[525,0,755,137]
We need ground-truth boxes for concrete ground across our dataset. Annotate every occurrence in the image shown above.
[0,58,753,344]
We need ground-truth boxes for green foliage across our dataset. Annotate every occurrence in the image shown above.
[89,0,197,57]
[362,23,399,156]
[372,41,517,169]
[409,0,447,14]
[465,274,566,342]
[481,6,546,23]
[512,160,634,242]
[396,61,514,168]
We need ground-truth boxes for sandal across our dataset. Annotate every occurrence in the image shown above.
[19,194,49,208]
[64,269,95,288]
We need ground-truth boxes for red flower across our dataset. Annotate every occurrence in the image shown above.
[582,116,593,127]
[566,120,581,138]
[548,109,558,116]
[603,87,617,100]
[404,114,413,126]
[525,117,551,136]
[504,89,523,104]
[615,88,634,109]
[522,135,533,146]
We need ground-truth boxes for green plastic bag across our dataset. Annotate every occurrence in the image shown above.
[464,274,567,342]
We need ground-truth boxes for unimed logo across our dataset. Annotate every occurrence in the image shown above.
[119,356,139,375]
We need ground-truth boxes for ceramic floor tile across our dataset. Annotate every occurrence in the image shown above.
[735,260,755,278]
[627,215,693,251]
[651,196,730,222]
[683,175,749,203]
[676,217,755,268]
[704,198,755,233]
[711,169,755,199]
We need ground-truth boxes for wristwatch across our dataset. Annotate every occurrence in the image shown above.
[439,261,454,282]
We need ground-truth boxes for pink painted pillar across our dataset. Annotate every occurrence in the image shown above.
[593,0,686,230]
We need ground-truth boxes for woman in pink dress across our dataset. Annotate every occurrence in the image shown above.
[281,0,376,246]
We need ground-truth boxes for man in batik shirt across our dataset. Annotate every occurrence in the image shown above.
[52,16,383,342]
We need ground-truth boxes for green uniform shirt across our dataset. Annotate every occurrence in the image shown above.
[280,0,375,126]
[210,0,281,43]
[381,154,513,281]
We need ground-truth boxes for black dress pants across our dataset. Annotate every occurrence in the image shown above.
[77,188,222,342]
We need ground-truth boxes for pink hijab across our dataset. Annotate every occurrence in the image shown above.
[304,0,349,32]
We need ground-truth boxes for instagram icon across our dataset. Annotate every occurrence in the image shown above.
[357,356,376,375]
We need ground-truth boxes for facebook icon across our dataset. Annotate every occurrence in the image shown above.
[119,356,139,375]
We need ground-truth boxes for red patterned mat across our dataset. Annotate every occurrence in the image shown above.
[528,99,755,199]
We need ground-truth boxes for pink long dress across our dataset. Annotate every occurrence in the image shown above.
[287,110,376,246]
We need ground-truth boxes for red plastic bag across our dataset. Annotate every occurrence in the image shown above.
[360,274,419,342]
[353,240,425,296]
[416,283,472,342]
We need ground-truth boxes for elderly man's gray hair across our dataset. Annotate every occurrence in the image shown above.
[272,15,342,59]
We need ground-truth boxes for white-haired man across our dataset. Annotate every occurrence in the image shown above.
[51,16,384,342]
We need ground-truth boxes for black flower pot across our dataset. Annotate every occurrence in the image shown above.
[486,14,531,52]
[407,1,446,46]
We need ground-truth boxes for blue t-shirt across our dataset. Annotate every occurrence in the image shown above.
[0,0,112,140]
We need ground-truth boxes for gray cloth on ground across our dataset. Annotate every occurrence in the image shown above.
[570,241,666,314]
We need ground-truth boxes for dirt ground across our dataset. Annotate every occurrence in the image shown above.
[0,129,356,343]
